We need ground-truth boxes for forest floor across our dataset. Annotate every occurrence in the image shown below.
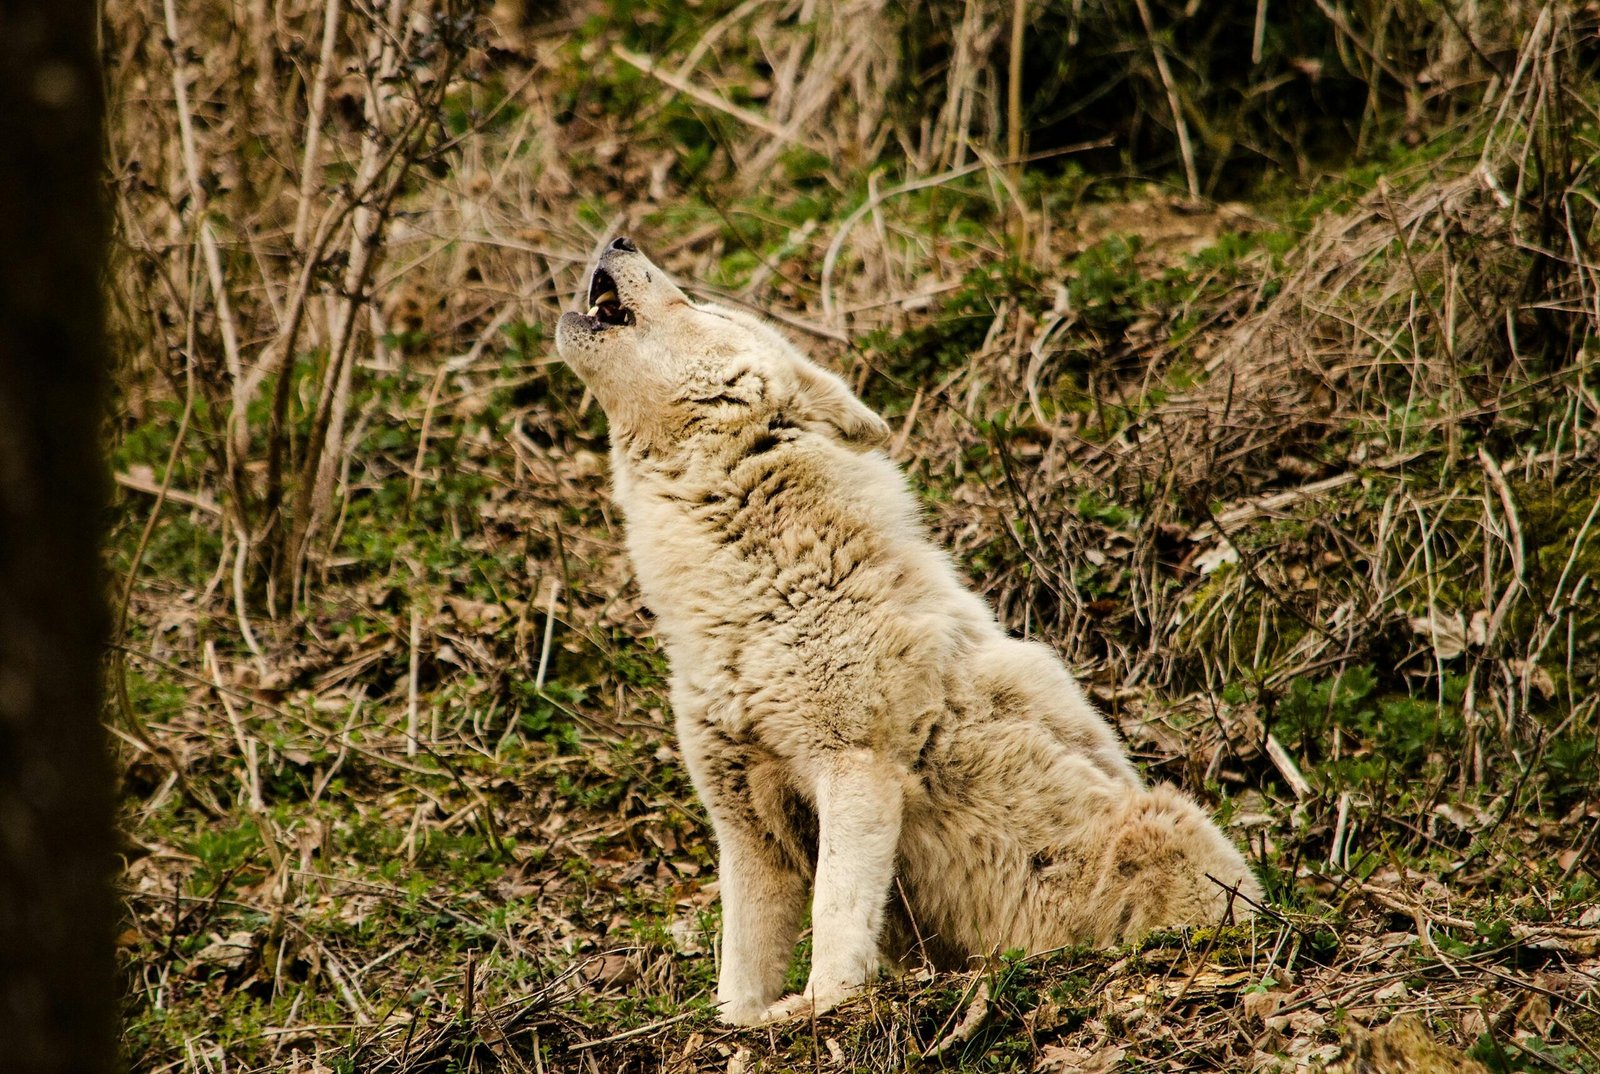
[106,2,1600,1071]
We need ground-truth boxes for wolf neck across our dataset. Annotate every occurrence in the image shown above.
[611,431,994,669]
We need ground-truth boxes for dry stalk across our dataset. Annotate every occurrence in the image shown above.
[612,45,826,156]
[285,0,420,593]
[160,0,246,461]
[406,598,422,757]
[1132,0,1200,199]
[1007,0,1027,193]
[292,0,345,253]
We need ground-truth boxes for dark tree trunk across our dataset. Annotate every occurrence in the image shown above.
[0,2,117,1073]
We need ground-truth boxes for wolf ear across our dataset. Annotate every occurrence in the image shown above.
[791,360,890,448]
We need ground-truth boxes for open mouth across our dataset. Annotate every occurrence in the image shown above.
[586,268,635,327]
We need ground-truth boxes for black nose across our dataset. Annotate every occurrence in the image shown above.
[609,235,637,253]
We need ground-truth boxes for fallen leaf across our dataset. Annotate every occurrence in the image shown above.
[668,914,709,955]
[1036,1043,1126,1073]
[1517,987,1553,1036]
[581,952,638,989]
[1410,611,1466,659]
[1373,979,1409,1004]
[192,930,254,971]
[1331,1014,1488,1073]
[1195,542,1240,574]
[1242,988,1283,1023]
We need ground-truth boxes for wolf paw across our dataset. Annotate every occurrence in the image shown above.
[757,984,854,1023]
[716,998,770,1027]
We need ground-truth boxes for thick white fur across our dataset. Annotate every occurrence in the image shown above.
[555,245,1262,1026]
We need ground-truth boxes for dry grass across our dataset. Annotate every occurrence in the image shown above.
[104,1,1600,1071]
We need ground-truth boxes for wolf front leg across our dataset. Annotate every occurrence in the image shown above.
[674,697,811,1025]
[714,822,809,1025]
[762,750,905,1022]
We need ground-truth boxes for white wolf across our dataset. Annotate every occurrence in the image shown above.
[555,238,1261,1026]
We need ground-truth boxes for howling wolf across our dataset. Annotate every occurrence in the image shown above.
[555,238,1261,1025]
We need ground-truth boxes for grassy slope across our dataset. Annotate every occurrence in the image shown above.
[107,2,1600,1071]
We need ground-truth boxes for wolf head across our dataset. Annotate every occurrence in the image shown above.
[555,239,889,454]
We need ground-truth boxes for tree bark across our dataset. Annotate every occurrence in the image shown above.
[0,2,117,1072]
